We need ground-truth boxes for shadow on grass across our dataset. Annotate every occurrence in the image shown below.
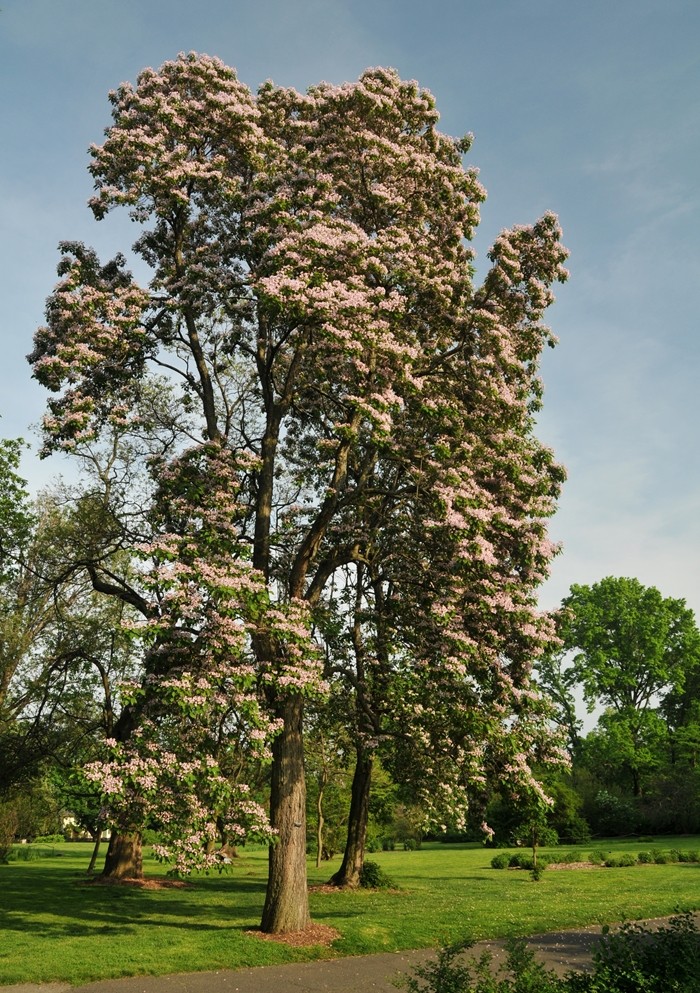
[0,864,269,939]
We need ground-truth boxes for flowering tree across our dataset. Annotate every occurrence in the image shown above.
[30,54,568,930]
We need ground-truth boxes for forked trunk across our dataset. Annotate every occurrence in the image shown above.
[330,747,373,888]
[100,830,143,880]
[260,694,310,933]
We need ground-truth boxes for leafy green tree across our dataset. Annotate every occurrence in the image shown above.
[560,577,700,715]
[558,577,700,797]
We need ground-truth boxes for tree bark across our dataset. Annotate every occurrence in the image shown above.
[316,776,325,870]
[86,830,101,874]
[260,694,310,932]
[100,830,143,880]
[330,746,373,888]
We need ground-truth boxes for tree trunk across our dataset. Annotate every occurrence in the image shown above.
[87,830,101,874]
[260,694,310,933]
[330,746,373,888]
[100,830,143,880]
[316,775,325,870]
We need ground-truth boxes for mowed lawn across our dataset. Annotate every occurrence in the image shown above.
[1,839,699,985]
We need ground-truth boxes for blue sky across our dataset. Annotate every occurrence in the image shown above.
[1,0,698,618]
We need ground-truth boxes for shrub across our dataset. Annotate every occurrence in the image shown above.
[588,850,610,865]
[652,848,670,864]
[509,852,532,869]
[586,912,700,993]
[604,853,636,868]
[560,850,584,864]
[506,852,552,871]
[396,936,564,993]
[398,915,700,993]
[637,850,653,863]
[359,860,395,889]
[490,852,511,869]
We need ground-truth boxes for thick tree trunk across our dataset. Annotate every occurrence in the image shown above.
[100,830,143,880]
[260,694,310,933]
[330,747,373,888]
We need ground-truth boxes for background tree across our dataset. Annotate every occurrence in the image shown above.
[558,577,700,798]
[30,54,568,931]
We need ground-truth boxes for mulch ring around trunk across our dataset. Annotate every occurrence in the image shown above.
[246,923,341,946]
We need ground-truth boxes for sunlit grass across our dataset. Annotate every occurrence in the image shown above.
[1,839,699,985]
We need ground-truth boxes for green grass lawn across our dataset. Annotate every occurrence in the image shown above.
[1,838,699,986]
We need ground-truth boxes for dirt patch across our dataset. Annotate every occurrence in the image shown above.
[547,861,599,870]
[247,923,341,947]
[83,876,191,889]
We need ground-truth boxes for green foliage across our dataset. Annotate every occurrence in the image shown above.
[587,790,639,837]
[506,852,553,872]
[0,801,17,862]
[560,578,700,715]
[560,578,700,819]
[491,852,511,869]
[559,850,585,864]
[582,913,700,992]
[603,854,637,868]
[397,937,566,992]
[359,859,395,889]
[400,915,700,993]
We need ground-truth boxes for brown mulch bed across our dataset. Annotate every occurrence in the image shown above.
[83,875,191,889]
[547,860,598,870]
[246,922,341,946]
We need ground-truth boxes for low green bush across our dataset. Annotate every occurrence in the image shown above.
[490,852,511,869]
[397,914,700,993]
[603,853,636,868]
[637,850,653,864]
[396,937,564,993]
[506,852,553,871]
[559,850,584,864]
[359,860,395,889]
